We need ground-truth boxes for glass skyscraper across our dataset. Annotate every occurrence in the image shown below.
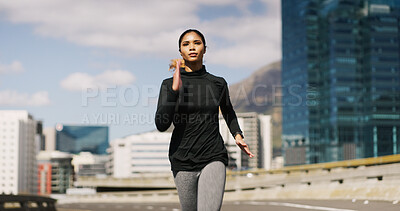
[282,0,400,165]
[56,124,109,155]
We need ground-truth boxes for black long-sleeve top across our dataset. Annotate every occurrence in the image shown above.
[155,65,242,171]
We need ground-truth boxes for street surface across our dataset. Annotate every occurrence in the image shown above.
[57,199,400,211]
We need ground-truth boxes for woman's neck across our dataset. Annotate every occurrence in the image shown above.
[184,61,203,72]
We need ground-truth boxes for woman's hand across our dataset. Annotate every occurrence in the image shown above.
[172,59,183,91]
[235,134,254,158]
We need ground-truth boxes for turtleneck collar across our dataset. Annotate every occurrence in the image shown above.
[180,65,207,76]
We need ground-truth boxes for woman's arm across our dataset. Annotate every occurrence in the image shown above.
[155,60,183,132]
[155,79,179,131]
[234,133,255,158]
[219,80,241,136]
[219,80,254,157]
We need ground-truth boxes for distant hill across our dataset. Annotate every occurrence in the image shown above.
[229,61,281,114]
[229,61,282,153]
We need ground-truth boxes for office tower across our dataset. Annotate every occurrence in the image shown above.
[55,124,109,155]
[0,110,39,194]
[107,131,171,178]
[282,0,400,165]
[219,112,272,170]
[37,151,74,194]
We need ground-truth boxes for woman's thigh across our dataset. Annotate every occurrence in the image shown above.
[197,161,226,211]
[173,171,199,211]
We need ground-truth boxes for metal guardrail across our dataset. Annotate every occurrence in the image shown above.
[0,194,56,211]
[227,154,400,176]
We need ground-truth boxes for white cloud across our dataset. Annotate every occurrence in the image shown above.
[0,61,24,74]
[60,70,135,91]
[0,0,281,68]
[0,90,51,106]
[202,15,281,68]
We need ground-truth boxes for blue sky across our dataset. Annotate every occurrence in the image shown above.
[0,0,281,140]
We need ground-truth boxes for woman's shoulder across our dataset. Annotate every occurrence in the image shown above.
[161,77,173,84]
[204,72,227,85]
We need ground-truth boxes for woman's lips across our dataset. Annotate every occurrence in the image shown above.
[189,53,198,57]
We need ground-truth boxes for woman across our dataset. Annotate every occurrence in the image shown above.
[155,29,254,211]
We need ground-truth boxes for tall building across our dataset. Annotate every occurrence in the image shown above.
[219,112,272,170]
[55,124,109,155]
[107,131,171,178]
[0,110,40,194]
[282,0,400,165]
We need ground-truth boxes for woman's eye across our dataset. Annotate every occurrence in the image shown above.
[182,43,189,46]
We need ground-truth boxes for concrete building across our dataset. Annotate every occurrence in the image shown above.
[259,115,273,170]
[107,131,171,178]
[37,151,74,194]
[72,152,107,177]
[0,110,39,194]
[43,127,56,151]
[220,112,273,170]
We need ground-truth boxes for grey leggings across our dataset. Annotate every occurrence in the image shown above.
[172,161,226,211]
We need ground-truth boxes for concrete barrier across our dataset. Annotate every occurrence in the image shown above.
[58,162,400,204]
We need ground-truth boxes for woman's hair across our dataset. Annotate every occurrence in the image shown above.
[178,29,206,51]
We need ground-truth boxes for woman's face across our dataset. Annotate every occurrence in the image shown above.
[180,32,206,63]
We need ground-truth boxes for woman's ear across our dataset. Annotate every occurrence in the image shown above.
[203,46,207,54]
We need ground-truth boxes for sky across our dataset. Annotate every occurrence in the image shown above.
[0,0,281,141]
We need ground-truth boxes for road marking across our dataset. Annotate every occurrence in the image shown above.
[57,209,91,211]
[246,201,357,211]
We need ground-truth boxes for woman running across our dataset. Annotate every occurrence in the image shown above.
[155,29,254,211]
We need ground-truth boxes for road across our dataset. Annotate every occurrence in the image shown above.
[57,199,400,211]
